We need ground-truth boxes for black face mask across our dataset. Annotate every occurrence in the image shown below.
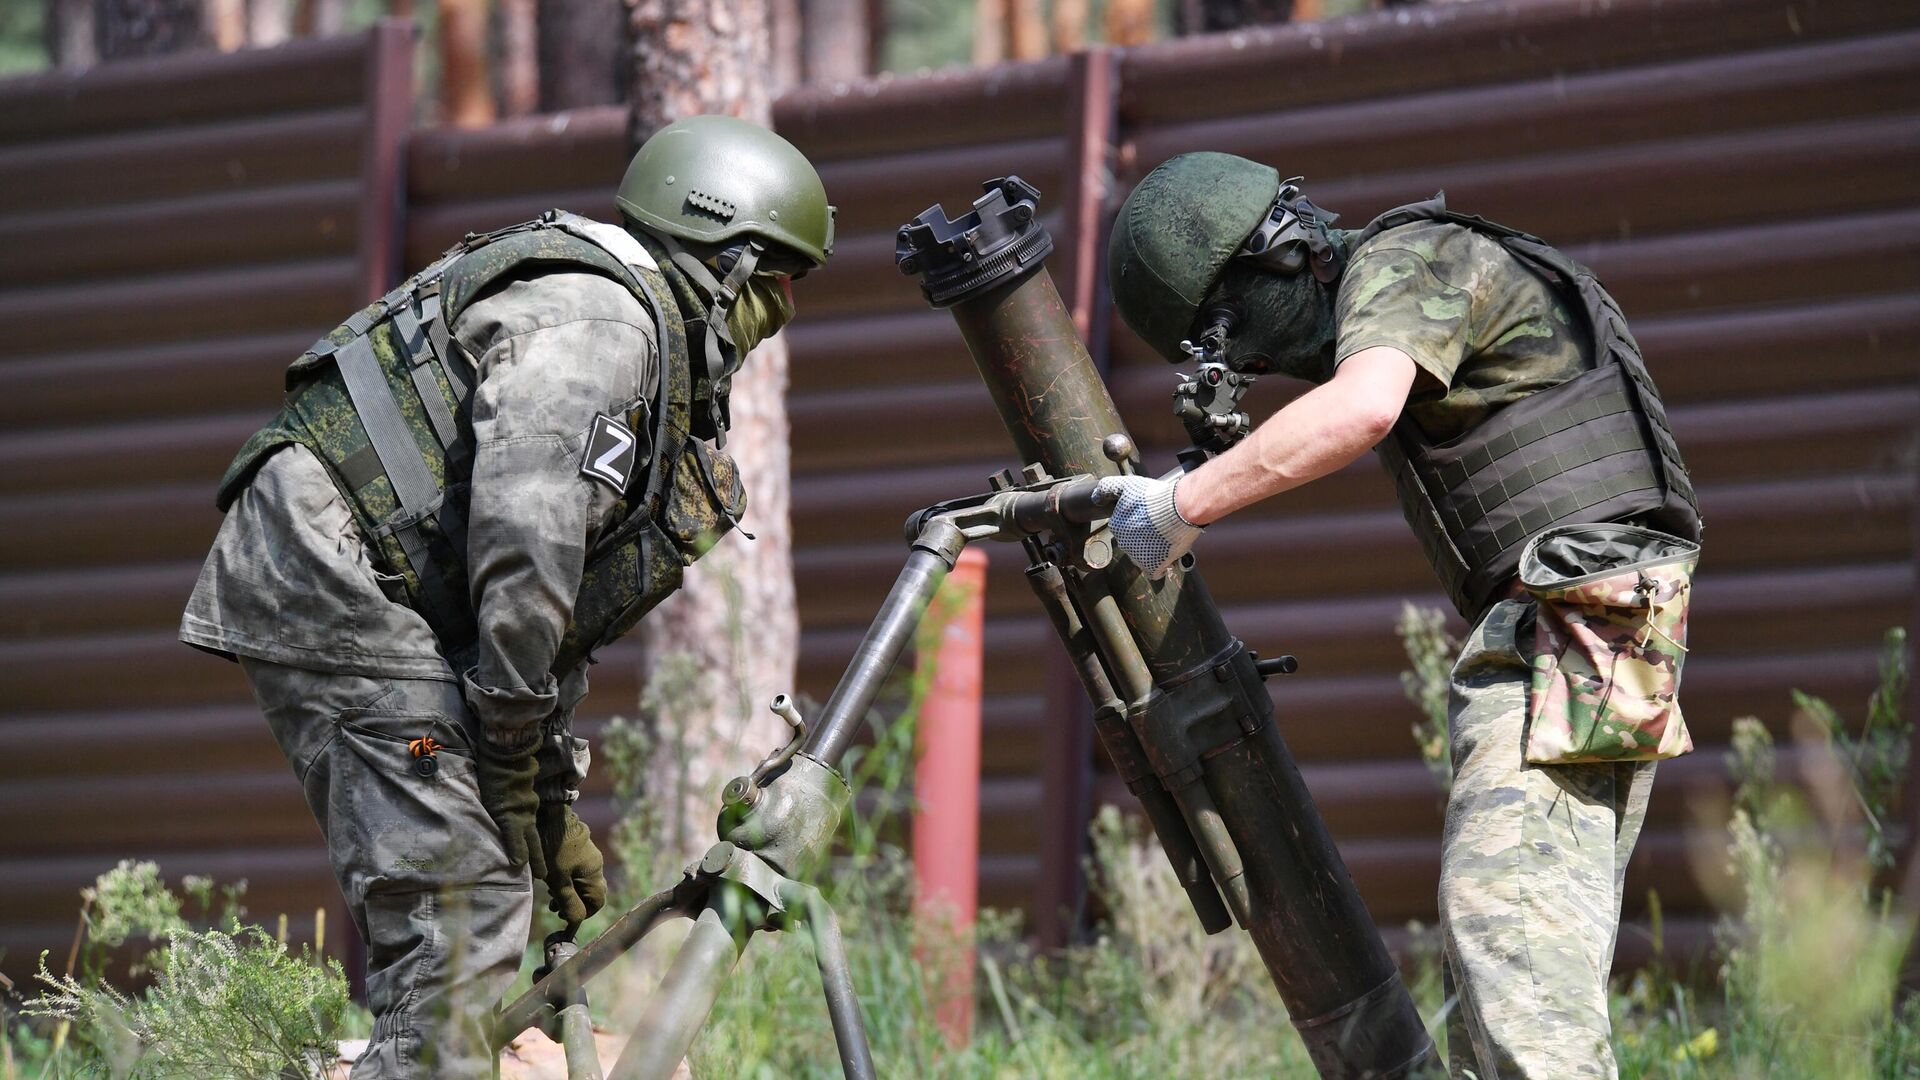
[1204,257,1340,384]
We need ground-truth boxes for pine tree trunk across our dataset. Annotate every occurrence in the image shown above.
[248,0,290,47]
[1103,0,1155,45]
[623,0,798,854]
[970,0,1004,64]
[1007,0,1045,60]
[495,0,539,117]
[95,0,209,59]
[291,0,341,37]
[1050,0,1086,53]
[45,0,95,66]
[206,0,244,49]
[440,0,497,126]
[800,0,866,83]
[770,0,800,89]
[537,0,625,110]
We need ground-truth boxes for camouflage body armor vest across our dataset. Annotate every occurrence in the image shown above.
[216,211,745,675]
[1352,197,1703,620]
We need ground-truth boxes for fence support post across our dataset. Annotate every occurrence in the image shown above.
[913,546,987,1046]
[1030,45,1118,952]
[357,18,413,302]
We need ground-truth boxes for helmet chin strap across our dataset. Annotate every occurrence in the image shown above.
[657,235,764,447]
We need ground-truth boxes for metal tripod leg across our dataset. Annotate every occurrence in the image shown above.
[540,934,605,1080]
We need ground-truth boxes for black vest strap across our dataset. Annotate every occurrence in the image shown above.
[333,333,473,637]
[391,299,468,468]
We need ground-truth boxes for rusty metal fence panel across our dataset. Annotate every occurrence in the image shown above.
[0,25,412,979]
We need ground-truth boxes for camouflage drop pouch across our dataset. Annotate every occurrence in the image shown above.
[1520,522,1699,765]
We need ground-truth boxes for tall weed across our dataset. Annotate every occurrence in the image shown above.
[11,861,350,1079]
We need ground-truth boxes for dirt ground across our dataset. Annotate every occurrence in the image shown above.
[326,1028,694,1078]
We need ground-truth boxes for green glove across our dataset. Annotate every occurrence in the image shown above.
[536,803,607,926]
[474,740,543,873]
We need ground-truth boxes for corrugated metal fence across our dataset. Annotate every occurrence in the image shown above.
[0,25,413,974]
[1,0,1915,984]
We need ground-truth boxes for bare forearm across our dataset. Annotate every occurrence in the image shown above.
[1174,346,1418,525]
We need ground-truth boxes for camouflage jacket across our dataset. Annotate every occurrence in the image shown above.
[182,263,662,740]
[1332,218,1591,444]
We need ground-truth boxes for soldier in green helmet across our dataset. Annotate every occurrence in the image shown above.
[180,115,833,1077]
[1100,152,1702,1077]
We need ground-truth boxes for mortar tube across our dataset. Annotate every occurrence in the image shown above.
[902,202,1433,1075]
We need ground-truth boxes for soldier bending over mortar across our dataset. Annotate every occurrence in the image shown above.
[180,117,834,1077]
[1099,153,1702,1078]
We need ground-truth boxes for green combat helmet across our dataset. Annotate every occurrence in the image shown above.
[617,114,834,269]
[616,114,835,440]
[1107,151,1345,380]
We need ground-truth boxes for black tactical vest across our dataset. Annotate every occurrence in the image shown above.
[216,211,745,675]
[1350,197,1703,621]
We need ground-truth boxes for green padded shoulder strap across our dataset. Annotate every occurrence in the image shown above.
[440,224,640,330]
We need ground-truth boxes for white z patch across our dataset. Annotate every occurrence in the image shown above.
[580,413,639,492]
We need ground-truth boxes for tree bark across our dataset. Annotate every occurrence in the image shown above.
[248,0,290,46]
[623,0,798,855]
[537,0,626,110]
[46,0,96,66]
[970,0,1004,65]
[1007,0,1045,60]
[206,0,244,49]
[1050,0,1086,53]
[800,0,866,83]
[440,0,497,126]
[291,0,342,37]
[771,0,800,89]
[95,0,208,59]
[1103,0,1155,45]
[496,0,539,117]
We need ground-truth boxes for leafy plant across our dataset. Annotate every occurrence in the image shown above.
[1394,602,1457,794]
[12,861,351,1080]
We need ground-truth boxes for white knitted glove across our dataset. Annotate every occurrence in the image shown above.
[1096,474,1204,580]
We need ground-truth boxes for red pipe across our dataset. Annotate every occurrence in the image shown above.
[912,546,986,1046]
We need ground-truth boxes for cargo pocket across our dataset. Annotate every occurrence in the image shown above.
[330,706,505,887]
[1520,522,1700,765]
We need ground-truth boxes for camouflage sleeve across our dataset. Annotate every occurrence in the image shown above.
[456,271,659,747]
[1333,245,1473,392]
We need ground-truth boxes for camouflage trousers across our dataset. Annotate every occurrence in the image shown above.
[240,658,531,1079]
[1440,598,1656,1079]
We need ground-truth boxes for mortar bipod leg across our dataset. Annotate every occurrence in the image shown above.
[608,886,756,1080]
[493,883,700,1054]
[780,881,878,1080]
[538,933,606,1080]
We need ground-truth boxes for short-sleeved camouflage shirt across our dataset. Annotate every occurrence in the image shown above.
[1333,220,1591,443]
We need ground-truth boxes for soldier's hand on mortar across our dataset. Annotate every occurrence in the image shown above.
[474,737,543,873]
[1097,473,1205,580]
[537,804,607,926]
